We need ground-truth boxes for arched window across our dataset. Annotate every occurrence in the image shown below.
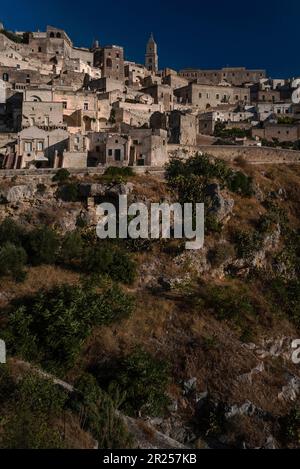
[2,73,8,82]
[56,32,61,38]
[49,32,55,38]
[106,58,112,68]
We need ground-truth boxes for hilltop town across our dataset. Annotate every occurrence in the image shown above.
[0,21,300,451]
[0,22,300,171]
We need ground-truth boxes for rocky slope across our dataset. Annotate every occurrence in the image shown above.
[0,158,299,449]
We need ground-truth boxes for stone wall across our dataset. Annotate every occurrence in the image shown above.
[167,144,300,164]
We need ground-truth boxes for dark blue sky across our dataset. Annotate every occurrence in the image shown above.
[1,0,299,78]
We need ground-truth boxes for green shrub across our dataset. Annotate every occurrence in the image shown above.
[280,406,300,446]
[0,218,25,246]
[25,226,60,265]
[5,283,134,372]
[202,284,256,322]
[166,154,253,198]
[1,373,67,449]
[60,231,84,265]
[82,244,136,284]
[0,365,15,405]
[205,214,223,234]
[36,183,47,195]
[95,349,171,417]
[197,399,226,438]
[0,243,27,281]
[0,29,24,44]
[58,183,79,202]
[104,167,134,178]
[227,171,254,196]
[266,277,300,328]
[232,229,262,259]
[70,373,132,449]
[52,168,70,183]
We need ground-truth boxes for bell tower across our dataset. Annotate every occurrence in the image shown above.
[145,33,158,73]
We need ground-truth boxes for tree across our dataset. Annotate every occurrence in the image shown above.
[6,283,134,372]
[95,349,171,417]
[52,168,70,183]
[82,245,136,284]
[0,218,25,246]
[0,242,27,281]
[25,226,60,265]
[60,231,84,265]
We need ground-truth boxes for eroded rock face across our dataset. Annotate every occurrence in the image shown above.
[205,184,234,222]
[278,374,300,402]
[5,185,37,204]
[78,182,134,198]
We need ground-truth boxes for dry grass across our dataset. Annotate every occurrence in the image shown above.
[0,265,81,309]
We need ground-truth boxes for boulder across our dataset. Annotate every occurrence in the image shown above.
[205,184,234,222]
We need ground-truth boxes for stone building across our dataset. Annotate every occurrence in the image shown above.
[57,133,87,168]
[0,65,50,88]
[112,100,161,127]
[12,126,69,168]
[252,123,300,142]
[198,108,254,135]
[22,101,65,130]
[256,89,281,103]
[141,84,173,112]
[94,45,124,81]
[53,89,99,133]
[256,102,294,121]
[88,128,167,167]
[145,34,158,73]
[162,73,189,90]
[124,61,150,88]
[150,110,197,145]
[179,67,266,86]
[174,83,250,110]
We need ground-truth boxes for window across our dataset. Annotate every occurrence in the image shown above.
[25,142,32,152]
[216,94,220,100]
[84,102,89,111]
[38,47,42,53]
[96,145,100,152]
[106,58,112,68]
[56,32,61,38]
[3,73,9,82]
[199,93,202,98]
[49,32,55,38]
[108,149,113,156]
[62,101,67,109]
[37,141,44,151]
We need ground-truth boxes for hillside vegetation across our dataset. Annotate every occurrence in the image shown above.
[0,155,299,449]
